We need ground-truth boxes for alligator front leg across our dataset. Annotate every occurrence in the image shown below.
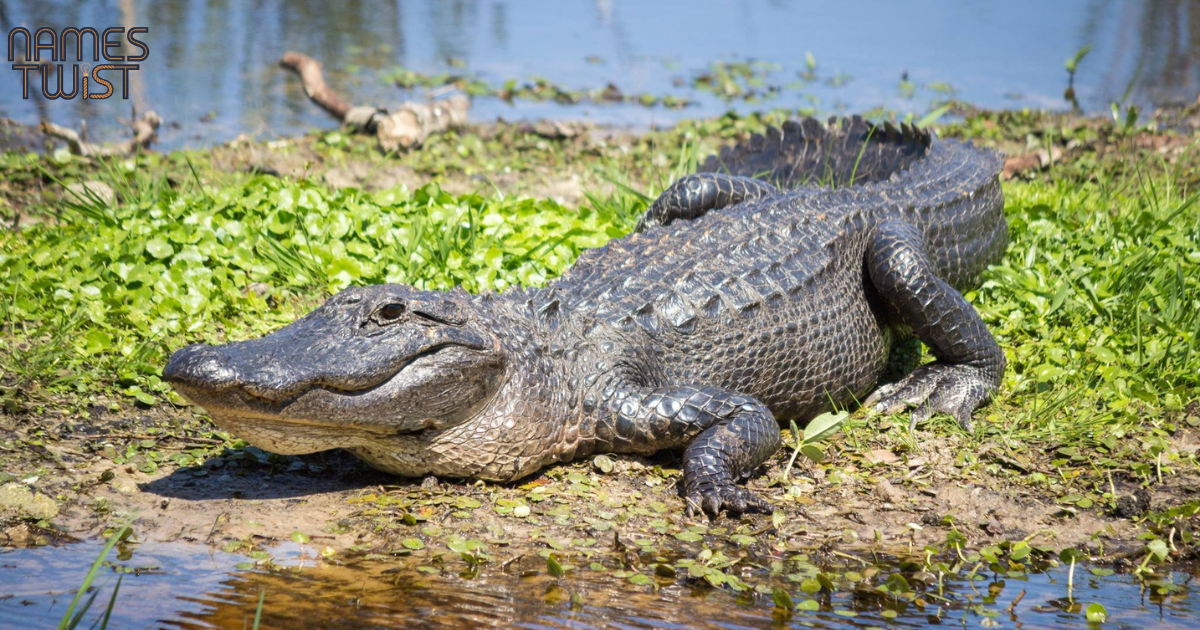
[864,221,1006,432]
[594,385,781,517]
[637,173,778,231]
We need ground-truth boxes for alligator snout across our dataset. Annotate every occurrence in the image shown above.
[165,343,312,404]
[164,344,237,388]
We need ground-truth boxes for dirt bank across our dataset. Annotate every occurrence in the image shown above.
[2,403,1196,565]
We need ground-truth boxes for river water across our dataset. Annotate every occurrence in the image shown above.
[3,0,1200,150]
[2,540,1199,629]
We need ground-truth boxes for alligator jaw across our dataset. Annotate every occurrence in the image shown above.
[168,381,423,456]
[193,412,388,455]
[166,343,494,446]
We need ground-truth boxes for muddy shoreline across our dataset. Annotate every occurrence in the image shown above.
[3,402,1196,565]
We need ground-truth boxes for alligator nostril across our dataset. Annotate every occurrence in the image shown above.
[163,344,237,386]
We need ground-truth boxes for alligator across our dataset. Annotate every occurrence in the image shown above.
[164,116,1008,516]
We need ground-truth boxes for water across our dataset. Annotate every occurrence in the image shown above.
[4,0,1200,150]
[2,540,1198,629]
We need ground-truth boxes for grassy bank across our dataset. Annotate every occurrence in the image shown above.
[0,109,1197,566]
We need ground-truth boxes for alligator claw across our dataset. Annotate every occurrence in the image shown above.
[866,362,994,434]
[685,484,771,518]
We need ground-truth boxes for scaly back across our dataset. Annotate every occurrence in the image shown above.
[545,116,1006,329]
[700,115,1006,289]
[698,116,932,188]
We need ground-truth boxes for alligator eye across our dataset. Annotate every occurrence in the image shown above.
[371,302,406,325]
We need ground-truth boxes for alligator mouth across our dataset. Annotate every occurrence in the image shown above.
[170,343,471,434]
[246,344,457,407]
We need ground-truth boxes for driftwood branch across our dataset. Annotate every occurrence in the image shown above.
[280,51,353,120]
[280,51,468,151]
[40,111,162,157]
[368,98,470,152]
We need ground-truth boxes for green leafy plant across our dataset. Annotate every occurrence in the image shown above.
[1059,548,1088,599]
[1110,102,1140,136]
[1063,44,1093,107]
[782,411,847,481]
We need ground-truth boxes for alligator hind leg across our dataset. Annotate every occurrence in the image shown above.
[595,385,781,516]
[637,173,778,231]
[864,221,1006,432]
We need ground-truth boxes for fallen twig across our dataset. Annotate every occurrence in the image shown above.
[40,111,162,157]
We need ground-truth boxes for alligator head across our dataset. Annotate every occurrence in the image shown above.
[163,285,507,456]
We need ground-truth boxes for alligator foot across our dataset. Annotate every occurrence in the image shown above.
[865,362,995,433]
[596,384,780,518]
[865,220,1006,434]
[683,480,771,518]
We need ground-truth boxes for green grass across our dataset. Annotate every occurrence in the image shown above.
[975,155,1199,487]
[0,162,636,409]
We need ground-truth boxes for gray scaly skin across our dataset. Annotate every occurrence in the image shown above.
[165,116,1008,517]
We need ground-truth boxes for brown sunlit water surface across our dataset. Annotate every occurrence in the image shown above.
[2,540,1198,629]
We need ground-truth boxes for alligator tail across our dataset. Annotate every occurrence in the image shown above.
[698,116,933,189]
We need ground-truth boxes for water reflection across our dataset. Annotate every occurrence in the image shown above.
[2,541,1199,629]
[1086,0,1200,107]
[2,1,1200,150]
